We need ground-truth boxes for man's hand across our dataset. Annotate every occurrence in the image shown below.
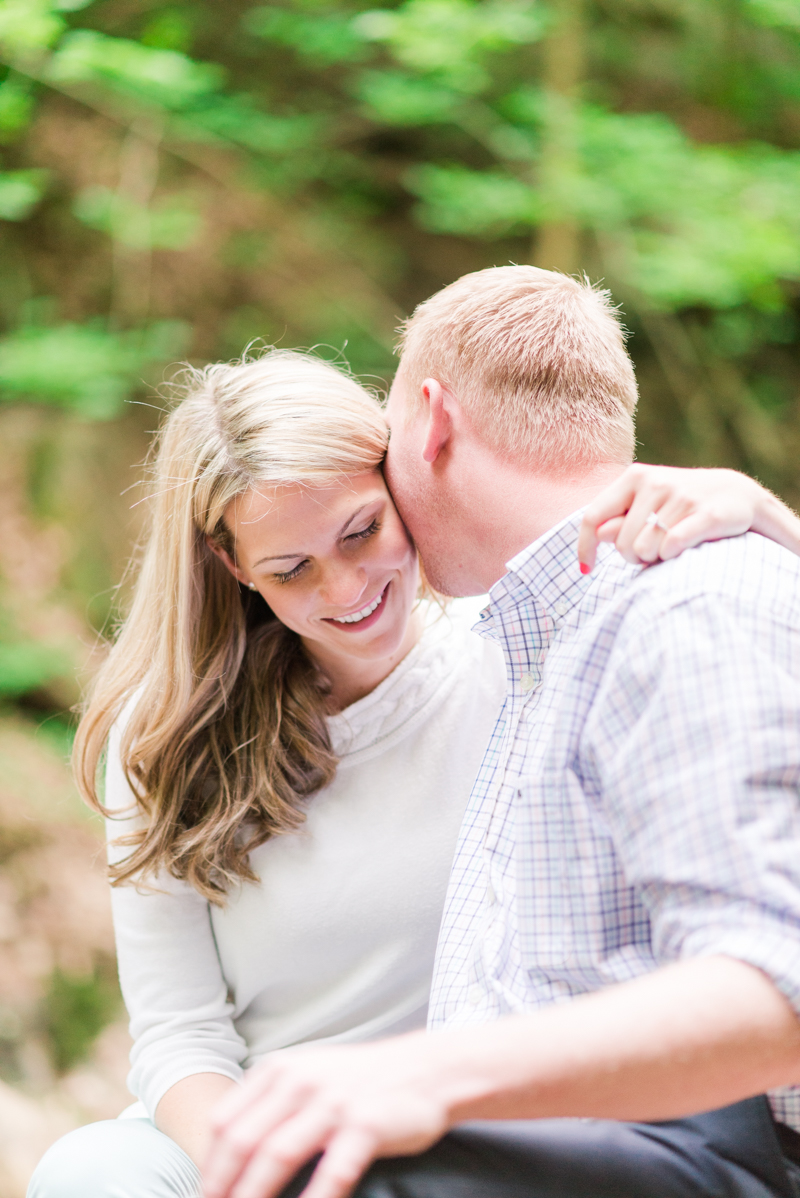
[202,958,800,1198]
[202,1033,453,1198]
[578,464,800,573]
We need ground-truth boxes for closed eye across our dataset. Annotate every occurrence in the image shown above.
[274,560,308,584]
[345,518,380,544]
[273,520,380,583]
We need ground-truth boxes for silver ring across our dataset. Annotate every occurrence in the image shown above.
[645,510,669,533]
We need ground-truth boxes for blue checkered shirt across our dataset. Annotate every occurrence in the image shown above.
[428,510,800,1131]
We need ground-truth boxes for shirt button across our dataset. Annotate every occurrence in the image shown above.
[521,672,536,692]
[468,984,483,1006]
[554,598,569,616]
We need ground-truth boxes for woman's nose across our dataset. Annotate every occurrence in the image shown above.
[319,560,368,609]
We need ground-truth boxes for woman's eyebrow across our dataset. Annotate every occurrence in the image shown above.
[252,503,374,568]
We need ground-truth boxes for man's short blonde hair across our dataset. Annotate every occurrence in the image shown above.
[396,265,638,471]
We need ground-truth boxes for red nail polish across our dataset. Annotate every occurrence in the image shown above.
[580,562,591,575]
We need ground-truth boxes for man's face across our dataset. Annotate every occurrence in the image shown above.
[384,371,481,597]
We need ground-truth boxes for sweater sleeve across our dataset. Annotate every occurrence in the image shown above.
[105,722,247,1119]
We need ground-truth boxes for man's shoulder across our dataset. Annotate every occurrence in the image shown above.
[625,532,800,613]
[583,534,800,655]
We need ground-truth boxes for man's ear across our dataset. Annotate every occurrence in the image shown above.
[421,378,453,464]
[206,536,250,587]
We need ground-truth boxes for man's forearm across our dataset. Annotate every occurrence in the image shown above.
[432,956,800,1128]
[202,955,800,1198]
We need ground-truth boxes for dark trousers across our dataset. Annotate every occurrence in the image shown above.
[284,1098,800,1198]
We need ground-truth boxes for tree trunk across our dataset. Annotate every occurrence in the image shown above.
[533,0,586,274]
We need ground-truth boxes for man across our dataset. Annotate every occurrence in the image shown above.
[204,266,800,1198]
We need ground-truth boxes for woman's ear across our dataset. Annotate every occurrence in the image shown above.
[206,536,250,587]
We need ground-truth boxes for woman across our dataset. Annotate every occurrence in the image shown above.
[28,349,800,1198]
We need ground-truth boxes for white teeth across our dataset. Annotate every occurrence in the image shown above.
[332,590,384,624]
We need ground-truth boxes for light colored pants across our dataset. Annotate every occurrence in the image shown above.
[26,1116,201,1198]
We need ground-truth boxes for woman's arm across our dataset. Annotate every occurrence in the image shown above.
[578,465,800,572]
[156,1074,238,1167]
[105,721,248,1129]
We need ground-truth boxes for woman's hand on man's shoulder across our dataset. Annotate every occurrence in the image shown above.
[578,464,800,573]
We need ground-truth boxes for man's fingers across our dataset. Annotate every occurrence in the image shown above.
[300,1127,378,1198]
[205,1087,306,1198]
[226,1110,337,1198]
[212,1065,277,1129]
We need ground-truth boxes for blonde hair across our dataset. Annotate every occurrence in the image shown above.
[397,265,637,470]
[73,349,389,903]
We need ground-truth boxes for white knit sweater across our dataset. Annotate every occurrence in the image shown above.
[105,600,506,1119]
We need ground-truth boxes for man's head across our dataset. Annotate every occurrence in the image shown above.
[384,265,638,595]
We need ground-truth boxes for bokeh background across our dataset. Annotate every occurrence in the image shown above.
[1,0,800,1190]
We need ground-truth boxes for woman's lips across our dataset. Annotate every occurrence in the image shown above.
[323,584,389,632]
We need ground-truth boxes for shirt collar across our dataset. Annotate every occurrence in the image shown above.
[474,505,617,646]
[487,507,614,623]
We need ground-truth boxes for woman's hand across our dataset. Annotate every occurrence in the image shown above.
[578,464,800,573]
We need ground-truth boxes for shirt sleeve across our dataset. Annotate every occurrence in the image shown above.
[105,722,247,1119]
[582,586,800,1013]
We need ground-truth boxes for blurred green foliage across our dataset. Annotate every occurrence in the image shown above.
[43,960,121,1073]
[0,0,798,715]
[0,0,796,1084]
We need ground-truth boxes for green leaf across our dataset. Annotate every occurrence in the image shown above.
[0,0,66,61]
[47,30,224,110]
[353,0,544,94]
[243,6,367,64]
[405,163,541,234]
[744,0,800,29]
[0,168,48,219]
[355,70,458,125]
[0,639,70,697]
[0,320,190,417]
[179,95,321,155]
[73,186,201,250]
[44,965,121,1073]
[0,75,34,142]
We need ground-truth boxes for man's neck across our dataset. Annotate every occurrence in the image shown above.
[459,447,628,592]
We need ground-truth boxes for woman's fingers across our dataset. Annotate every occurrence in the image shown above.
[578,464,762,572]
[655,509,727,560]
[578,468,646,571]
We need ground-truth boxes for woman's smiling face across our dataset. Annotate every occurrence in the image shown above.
[216,470,421,702]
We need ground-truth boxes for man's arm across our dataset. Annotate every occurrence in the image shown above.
[202,955,800,1198]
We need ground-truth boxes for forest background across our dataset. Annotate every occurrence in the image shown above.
[0,0,799,1191]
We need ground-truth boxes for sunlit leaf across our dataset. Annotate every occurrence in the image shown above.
[405,163,541,234]
[73,186,202,250]
[0,0,65,61]
[353,0,544,93]
[356,71,458,124]
[744,0,800,29]
[0,639,71,697]
[0,320,190,417]
[0,168,48,219]
[0,74,34,141]
[244,6,367,63]
[47,30,223,109]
